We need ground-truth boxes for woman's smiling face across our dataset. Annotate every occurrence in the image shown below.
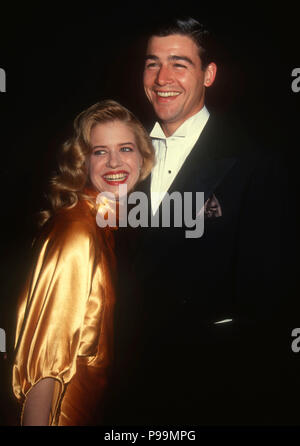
[88,120,143,197]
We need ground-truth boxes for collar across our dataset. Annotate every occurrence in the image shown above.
[150,106,210,140]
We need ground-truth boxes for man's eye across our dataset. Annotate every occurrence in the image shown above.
[146,62,158,69]
[174,63,187,69]
[120,146,133,152]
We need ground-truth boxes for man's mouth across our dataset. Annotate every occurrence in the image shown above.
[155,91,181,98]
[102,171,129,185]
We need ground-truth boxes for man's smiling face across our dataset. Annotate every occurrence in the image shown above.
[143,34,216,136]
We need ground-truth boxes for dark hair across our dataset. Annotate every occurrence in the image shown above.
[147,16,213,69]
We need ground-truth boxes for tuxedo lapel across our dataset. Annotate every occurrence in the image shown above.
[136,114,238,223]
[167,115,237,203]
[133,114,238,274]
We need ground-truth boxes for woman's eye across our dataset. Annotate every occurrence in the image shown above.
[93,149,106,156]
[120,146,133,152]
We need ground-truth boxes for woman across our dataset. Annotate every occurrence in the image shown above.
[12,100,155,426]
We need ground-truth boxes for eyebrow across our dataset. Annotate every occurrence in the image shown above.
[92,142,135,149]
[118,141,135,147]
[145,54,195,66]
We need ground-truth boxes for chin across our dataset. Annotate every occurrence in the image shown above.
[107,185,130,200]
[156,108,180,123]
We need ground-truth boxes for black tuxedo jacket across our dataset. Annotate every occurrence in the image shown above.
[108,113,295,425]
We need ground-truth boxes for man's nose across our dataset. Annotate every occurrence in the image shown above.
[155,65,173,86]
[106,151,122,168]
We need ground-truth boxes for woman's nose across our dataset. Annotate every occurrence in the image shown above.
[106,150,122,168]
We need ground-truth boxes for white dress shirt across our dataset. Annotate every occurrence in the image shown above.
[150,106,210,215]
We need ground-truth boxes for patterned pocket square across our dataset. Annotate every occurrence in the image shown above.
[204,193,222,219]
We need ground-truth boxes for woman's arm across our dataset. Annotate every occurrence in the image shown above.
[13,217,96,425]
[22,378,55,426]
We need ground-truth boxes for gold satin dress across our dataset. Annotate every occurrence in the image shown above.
[12,194,116,425]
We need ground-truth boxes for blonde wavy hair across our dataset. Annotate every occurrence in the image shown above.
[38,100,155,227]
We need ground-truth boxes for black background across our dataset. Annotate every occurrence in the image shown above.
[0,0,299,427]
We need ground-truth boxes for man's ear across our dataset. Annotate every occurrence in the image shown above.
[204,62,217,87]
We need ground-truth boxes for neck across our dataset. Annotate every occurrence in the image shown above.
[160,122,178,138]
[159,105,205,137]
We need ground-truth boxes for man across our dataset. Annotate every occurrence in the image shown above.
[109,17,292,426]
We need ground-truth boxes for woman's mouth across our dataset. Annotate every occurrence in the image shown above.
[102,171,129,185]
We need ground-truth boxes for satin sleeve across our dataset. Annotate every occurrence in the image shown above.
[12,218,97,422]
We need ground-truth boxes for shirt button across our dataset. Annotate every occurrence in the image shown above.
[168,170,172,174]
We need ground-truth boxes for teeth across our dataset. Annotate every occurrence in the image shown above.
[104,173,128,181]
[156,91,180,97]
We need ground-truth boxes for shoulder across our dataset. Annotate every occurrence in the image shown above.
[204,112,252,157]
[37,200,98,253]
[206,111,282,167]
